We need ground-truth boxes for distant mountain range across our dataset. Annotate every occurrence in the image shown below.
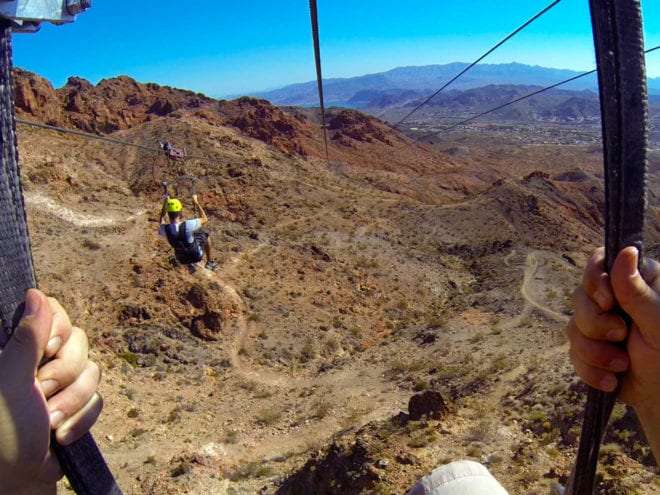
[253,62,660,108]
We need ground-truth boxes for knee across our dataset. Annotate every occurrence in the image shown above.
[406,461,509,495]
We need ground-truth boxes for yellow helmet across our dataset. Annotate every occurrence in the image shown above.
[166,198,183,213]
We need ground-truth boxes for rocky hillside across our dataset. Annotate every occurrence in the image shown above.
[12,68,660,494]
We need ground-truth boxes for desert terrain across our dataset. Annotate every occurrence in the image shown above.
[10,70,660,494]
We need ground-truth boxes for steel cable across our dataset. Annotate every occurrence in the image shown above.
[309,0,330,163]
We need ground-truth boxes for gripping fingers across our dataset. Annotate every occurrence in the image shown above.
[44,297,73,359]
[581,247,615,310]
[569,350,618,392]
[53,392,103,446]
[566,319,629,371]
[47,360,101,431]
[38,326,89,397]
[566,318,629,391]
[572,285,627,341]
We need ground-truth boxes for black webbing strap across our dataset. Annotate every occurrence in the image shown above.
[0,20,35,340]
[567,1,648,493]
[0,19,123,495]
[309,0,330,163]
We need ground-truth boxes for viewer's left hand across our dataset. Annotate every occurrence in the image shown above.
[0,289,103,494]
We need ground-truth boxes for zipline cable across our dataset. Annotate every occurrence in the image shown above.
[567,0,648,492]
[15,118,262,189]
[16,118,160,151]
[309,0,330,163]
[393,0,562,129]
[14,118,228,164]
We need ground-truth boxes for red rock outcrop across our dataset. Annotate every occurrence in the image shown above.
[217,96,307,155]
[13,69,216,134]
[13,68,62,125]
[329,109,393,146]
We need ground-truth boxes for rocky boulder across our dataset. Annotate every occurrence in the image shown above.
[408,390,450,420]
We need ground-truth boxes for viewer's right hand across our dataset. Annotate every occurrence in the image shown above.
[567,246,660,461]
[567,247,660,407]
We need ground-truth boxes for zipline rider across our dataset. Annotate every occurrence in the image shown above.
[159,194,219,272]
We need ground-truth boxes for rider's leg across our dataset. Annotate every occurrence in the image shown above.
[204,237,213,262]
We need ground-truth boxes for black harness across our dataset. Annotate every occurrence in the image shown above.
[165,221,203,264]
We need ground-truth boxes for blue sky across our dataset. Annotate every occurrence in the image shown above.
[11,0,660,98]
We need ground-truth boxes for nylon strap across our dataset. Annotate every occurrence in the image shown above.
[0,19,35,343]
[0,19,122,495]
[567,1,647,493]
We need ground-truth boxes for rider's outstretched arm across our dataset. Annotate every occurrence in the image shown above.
[192,194,208,225]
[159,197,169,224]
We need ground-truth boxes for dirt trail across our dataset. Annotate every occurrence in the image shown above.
[503,249,570,329]
[485,248,572,405]
[520,251,570,323]
[25,192,147,227]
[216,273,287,388]
[472,248,572,475]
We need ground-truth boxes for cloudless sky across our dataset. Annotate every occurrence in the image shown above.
[10,0,660,98]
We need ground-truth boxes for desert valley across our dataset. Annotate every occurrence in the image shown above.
[9,67,660,494]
